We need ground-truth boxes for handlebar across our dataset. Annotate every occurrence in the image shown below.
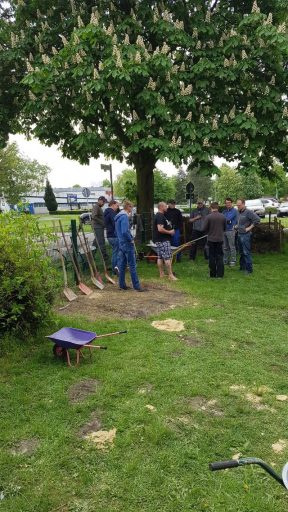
[209,458,285,488]
[210,460,240,471]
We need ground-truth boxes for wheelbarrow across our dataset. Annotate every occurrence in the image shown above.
[46,327,127,366]
[210,457,288,490]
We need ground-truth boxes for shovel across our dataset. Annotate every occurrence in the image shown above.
[81,227,104,288]
[53,221,77,302]
[58,220,93,296]
[77,231,104,290]
[93,230,116,285]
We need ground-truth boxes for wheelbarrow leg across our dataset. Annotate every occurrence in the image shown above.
[76,349,80,365]
[65,349,72,367]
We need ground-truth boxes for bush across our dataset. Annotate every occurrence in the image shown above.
[0,212,59,334]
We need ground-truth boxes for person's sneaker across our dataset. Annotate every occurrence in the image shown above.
[135,288,148,292]
[119,286,132,290]
[114,266,119,276]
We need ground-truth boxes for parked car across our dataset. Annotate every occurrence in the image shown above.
[277,202,288,217]
[245,199,265,218]
[79,212,92,225]
[261,198,280,209]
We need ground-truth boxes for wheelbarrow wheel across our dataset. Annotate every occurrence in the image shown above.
[53,345,65,358]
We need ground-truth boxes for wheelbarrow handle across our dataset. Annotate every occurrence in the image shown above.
[210,460,239,471]
[96,330,127,339]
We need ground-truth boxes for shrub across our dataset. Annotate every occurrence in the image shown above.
[44,179,58,212]
[0,212,59,334]
[49,210,89,215]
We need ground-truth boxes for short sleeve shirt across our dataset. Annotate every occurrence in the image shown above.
[153,212,173,242]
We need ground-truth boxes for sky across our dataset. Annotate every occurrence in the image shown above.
[9,134,179,188]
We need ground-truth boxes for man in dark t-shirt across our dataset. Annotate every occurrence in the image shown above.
[165,199,183,262]
[153,202,177,281]
[202,202,226,278]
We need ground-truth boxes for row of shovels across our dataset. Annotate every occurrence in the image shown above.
[52,220,116,302]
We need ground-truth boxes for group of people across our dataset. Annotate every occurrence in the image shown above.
[90,194,261,290]
[154,197,260,279]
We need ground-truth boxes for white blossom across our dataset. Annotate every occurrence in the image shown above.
[199,114,205,123]
[205,11,211,23]
[277,23,286,33]
[196,41,201,50]
[242,50,248,59]
[26,61,34,72]
[203,138,209,147]
[60,35,68,46]
[161,42,170,54]
[124,34,130,45]
[159,127,164,136]
[251,1,260,13]
[132,110,139,121]
[52,47,58,55]
[192,28,198,38]
[29,91,36,101]
[283,106,288,118]
[135,51,141,64]
[224,58,230,68]
[78,16,84,28]
[269,75,275,86]
[93,68,99,79]
[147,78,156,90]
[223,115,229,124]
[212,118,218,130]
[186,112,192,121]
[90,12,99,26]
[42,54,51,65]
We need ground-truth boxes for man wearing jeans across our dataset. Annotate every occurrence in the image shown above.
[104,200,119,275]
[165,200,183,262]
[115,200,145,292]
[223,198,238,267]
[203,202,226,278]
[236,198,260,274]
[189,199,209,260]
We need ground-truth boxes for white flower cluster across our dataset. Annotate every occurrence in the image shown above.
[174,19,184,30]
[230,28,237,37]
[196,41,201,50]
[192,28,198,38]
[242,50,248,59]
[86,92,92,101]
[233,133,242,141]
[204,106,210,114]
[269,75,275,85]
[251,1,260,14]
[244,138,250,148]
[282,106,288,118]
[135,51,141,64]
[264,85,270,96]
[223,114,229,124]
[29,52,34,61]
[132,110,139,121]
[42,54,51,64]
[107,22,114,36]
[94,68,99,79]
[278,23,286,33]
[203,138,209,147]
[124,34,130,45]
[180,84,193,96]
[172,65,179,74]
[60,35,68,46]
[11,32,19,48]
[75,53,83,64]
[166,72,171,82]
[175,114,181,122]
[242,35,248,45]
[159,96,165,105]
[244,103,254,117]
[186,112,192,121]
[136,35,145,48]
[224,58,230,67]
[205,11,211,23]
[199,114,205,123]
[147,77,157,90]
[51,46,58,55]
[90,12,99,26]
[78,16,84,28]
[159,127,164,136]
[208,41,214,49]
[161,42,170,54]
[29,91,36,101]
[258,38,265,48]
[163,10,171,22]
[229,106,236,119]
[264,13,273,25]
[211,118,218,130]
[26,61,34,72]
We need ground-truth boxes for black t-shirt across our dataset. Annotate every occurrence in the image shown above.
[153,212,173,242]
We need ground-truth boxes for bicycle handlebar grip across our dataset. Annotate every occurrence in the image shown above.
[209,460,240,471]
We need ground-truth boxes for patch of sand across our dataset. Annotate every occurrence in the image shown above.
[272,439,287,454]
[276,395,288,402]
[145,404,156,412]
[68,379,101,404]
[84,428,117,450]
[10,438,39,456]
[230,385,246,391]
[151,319,185,332]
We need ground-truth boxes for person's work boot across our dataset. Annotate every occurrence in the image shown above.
[135,288,148,292]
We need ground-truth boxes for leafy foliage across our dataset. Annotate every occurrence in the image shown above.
[1,1,287,211]
[44,179,58,212]
[0,142,49,204]
[215,164,264,202]
[0,212,58,334]
[114,168,175,203]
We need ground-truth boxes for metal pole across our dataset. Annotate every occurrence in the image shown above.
[189,192,192,217]
[110,164,114,200]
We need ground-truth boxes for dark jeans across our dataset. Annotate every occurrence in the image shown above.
[107,237,119,273]
[238,232,253,273]
[118,242,141,290]
[93,227,109,263]
[208,241,224,278]
[190,230,208,260]
[171,228,181,261]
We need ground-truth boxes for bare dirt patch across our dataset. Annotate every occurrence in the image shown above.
[186,396,224,417]
[152,319,185,332]
[138,383,153,395]
[57,282,187,320]
[177,334,202,347]
[272,439,287,454]
[68,379,102,404]
[10,438,39,456]
[78,411,102,438]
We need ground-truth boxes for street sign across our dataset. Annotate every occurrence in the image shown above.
[82,187,91,198]
[101,164,112,172]
[186,193,194,201]
[186,182,195,194]
[67,193,77,203]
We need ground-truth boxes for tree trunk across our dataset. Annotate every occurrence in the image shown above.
[133,152,156,242]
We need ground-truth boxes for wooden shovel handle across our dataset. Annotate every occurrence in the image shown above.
[59,220,81,282]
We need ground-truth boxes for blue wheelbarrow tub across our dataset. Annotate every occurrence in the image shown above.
[46,327,97,350]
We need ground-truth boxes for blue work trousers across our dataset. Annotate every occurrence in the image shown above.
[107,237,119,273]
[238,232,253,273]
[171,228,181,261]
[118,242,141,290]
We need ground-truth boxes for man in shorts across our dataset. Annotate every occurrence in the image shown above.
[153,202,177,281]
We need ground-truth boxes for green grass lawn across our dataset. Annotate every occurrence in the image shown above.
[1,248,288,512]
